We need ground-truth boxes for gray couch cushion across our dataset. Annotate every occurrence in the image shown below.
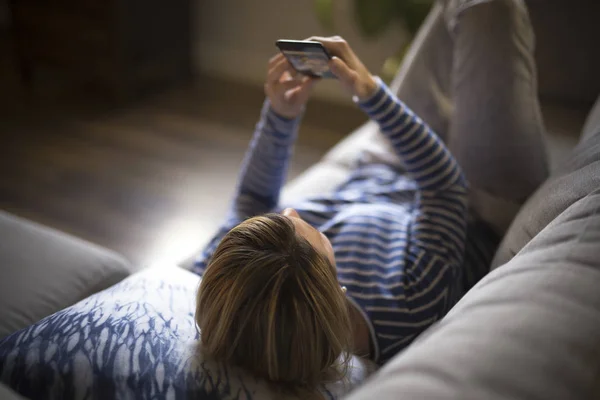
[0,383,27,400]
[0,211,132,339]
[582,96,600,144]
[492,126,600,268]
[345,188,600,400]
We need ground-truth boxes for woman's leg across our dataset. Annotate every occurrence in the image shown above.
[445,0,549,234]
[391,2,454,142]
[389,0,547,235]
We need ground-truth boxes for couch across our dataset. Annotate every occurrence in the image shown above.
[1,1,599,399]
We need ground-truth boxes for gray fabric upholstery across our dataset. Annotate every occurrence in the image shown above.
[492,127,600,268]
[345,188,600,400]
[0,383,27,400]
[582,96,600,143]
[0,211,132,339]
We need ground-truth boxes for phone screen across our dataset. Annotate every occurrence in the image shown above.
[278,44,335,78]
[284,50,330,76]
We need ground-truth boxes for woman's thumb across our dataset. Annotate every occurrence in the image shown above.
[329,56,357,86]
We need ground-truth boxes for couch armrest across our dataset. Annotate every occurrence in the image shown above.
[0,211,133,339]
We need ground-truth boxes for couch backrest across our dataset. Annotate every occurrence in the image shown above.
[346,187,600,400]
[492,99,600,268]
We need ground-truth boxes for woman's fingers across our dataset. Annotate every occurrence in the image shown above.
[265,54,317,118]
[287,77,316,103]
[279,79,300,92]
[306,35,349,58]
[329,56,357,86]
[268,53,299,81]
[267,54,298,87]
[279,75,314,98]
[268,58,308,95]
[267,57,290,84]
[305,35,375,100]
[280,69,301,83]
[268,53,285,70]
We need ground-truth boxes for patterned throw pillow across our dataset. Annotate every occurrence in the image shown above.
[0,267,374,400]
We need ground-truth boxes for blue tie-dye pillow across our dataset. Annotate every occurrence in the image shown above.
[0,267,375,400]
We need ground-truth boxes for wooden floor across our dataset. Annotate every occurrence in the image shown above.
[0,70,366,269]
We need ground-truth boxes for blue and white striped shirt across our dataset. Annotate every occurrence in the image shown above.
[194,79,498,364]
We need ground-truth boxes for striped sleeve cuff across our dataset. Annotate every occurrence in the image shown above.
[355,77,390,116]
[262,99,303,144]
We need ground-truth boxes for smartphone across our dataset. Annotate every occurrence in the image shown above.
[275,39,335,79]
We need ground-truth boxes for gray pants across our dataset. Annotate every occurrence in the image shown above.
[393,0,548,235]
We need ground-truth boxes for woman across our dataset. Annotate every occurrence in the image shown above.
[194,0,548,395]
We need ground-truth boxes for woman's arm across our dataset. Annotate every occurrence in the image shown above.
[230,53,316,220]
[358,78,466,193]
[358,78,468,268]
[193,55,316,274]
[311,34,468,267]
[311,37,470,355]
[193,107,297,275]
[353,80,470,362]
[231,101,302,219]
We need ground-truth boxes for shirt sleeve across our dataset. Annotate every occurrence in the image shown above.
[356,80,470,363]
[192,99,301,275]
[357,77,469,267]
[231,99,302,219]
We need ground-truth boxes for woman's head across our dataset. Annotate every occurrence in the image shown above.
[196,209,351,393]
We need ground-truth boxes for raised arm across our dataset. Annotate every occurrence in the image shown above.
[194,103,300,274]
[230,53,317,220]
[357,83,470,361]
[358,77,468,277]
[310,37,470,360]
[358,79,466,193]
[311,36,468,265]
[231,101,301,219]
[193,54,317,274]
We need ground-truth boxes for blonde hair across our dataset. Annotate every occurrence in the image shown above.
[196,213,352,394]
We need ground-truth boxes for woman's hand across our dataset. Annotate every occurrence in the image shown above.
[264,53,317,119]
[308,36,378,101]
